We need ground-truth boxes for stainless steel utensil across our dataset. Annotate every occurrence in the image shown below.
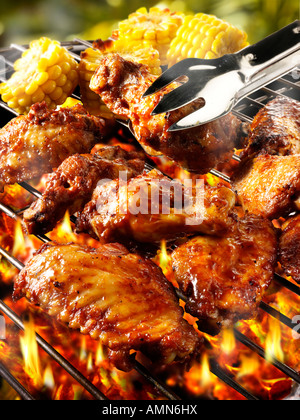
[143,21,300,131]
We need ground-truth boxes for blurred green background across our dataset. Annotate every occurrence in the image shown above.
[0,0,299,47]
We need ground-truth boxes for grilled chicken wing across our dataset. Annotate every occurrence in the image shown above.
[23,146,145,235]
[171,214,278,334]
[13,241,202,371]
[279,214,300,284]
[89,54,247,173]
[0,101,115,191]
[240,96,300,161]
[233,154,300,219]
[76,169,237,244]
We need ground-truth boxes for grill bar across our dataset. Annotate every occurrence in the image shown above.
[0,362,36,400]
[209,359,260,400]
[259,301,296,331]
[234,330,300,385]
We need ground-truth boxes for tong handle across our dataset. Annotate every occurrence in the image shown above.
[238,20,300,78]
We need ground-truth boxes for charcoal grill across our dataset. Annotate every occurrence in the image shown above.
[0,39,299,401]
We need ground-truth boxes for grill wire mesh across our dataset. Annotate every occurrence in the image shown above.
[0,39,299,401]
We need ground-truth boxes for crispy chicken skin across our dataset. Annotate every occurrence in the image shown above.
[13,241,202,371]
[0,101,115,191]
[279,214,300,284]
[171,214,278,333]
[23,146,145,235]
[76,169,237,244]
[240,96,300,161]
[89,54,247,173]
[233,154,300,219]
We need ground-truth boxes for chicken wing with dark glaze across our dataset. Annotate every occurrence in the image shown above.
[23,146,145,235]
[13,241,202,371]
[171,214,278,334]
[279,214,300,284]
[233,154,300,219]
[89,54,247,173]
[240,96,300,162]
[0,101,115,191]
[76,169,237,244]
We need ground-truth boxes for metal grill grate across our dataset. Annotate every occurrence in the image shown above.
[0,39,299,401]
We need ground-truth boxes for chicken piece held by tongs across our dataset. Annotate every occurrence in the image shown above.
[90,54,248,173]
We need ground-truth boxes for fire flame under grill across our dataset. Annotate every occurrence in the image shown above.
[0,40,299,401]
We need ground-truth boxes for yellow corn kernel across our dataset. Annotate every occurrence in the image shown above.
[1,92,12,103]
[60,62,71,74]
[167,13,249,67]
[37,57,49,72]
[0,37,79,114]
[48,65,62,80]
[50,86,63,101]
[35,71,49,86]
[7,98,19,109]
[42,79,57,94]
[114,7,185,66]
[18,94,32,108]
[25,81,39,96]
[56,74,67,87]
[78,38,162,117]
[31,87,45,103]
[62,80,73,93]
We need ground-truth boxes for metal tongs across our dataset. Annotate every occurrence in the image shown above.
[143,21,300,131]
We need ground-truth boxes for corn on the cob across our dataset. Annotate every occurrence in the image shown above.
[79,38,162,117]
[0,37,79,114]
[167,13,249,67]
[114,7,185,66]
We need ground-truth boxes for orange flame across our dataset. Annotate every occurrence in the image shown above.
[265,318,284,363]
[159,239,170,274]
[20,315,43,389]
[51,211,77,243]
[237,354,260,379]
[220,329,236,355]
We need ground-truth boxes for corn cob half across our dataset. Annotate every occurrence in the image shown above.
[79,38,162,117]
[167,13,249,67]
[0,37,79,114]
[114,7,185,66]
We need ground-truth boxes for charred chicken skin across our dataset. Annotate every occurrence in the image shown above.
[76,169,237,244]
[240,96,300,161]
[233,154,300,220]
[89,53,247,173]
[171,214,278,333]
[23,146,145,235]
[13,241,202,372]
[279,214,300,284]
[0,101,115,191]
